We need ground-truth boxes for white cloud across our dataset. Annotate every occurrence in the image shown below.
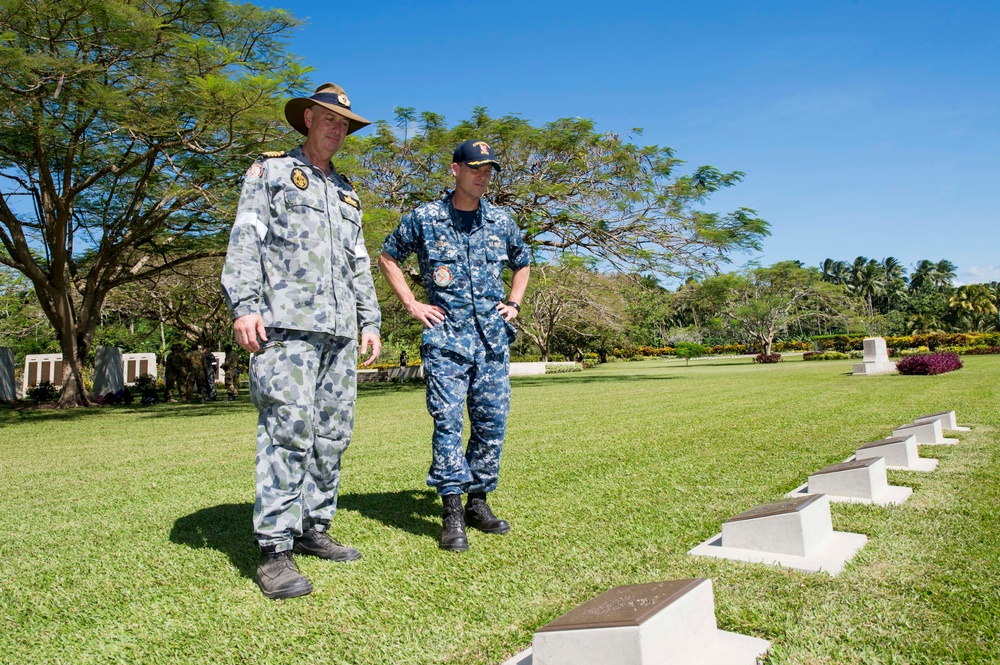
[956,264,1000,286]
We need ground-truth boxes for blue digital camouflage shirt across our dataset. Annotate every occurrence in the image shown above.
[382,192,529,358]
[221,146,380,339]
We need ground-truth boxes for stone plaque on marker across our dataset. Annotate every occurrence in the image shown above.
[810,458,880,476]
[537,579,702,632]
[724,494,822,524]
[858,436,910,450]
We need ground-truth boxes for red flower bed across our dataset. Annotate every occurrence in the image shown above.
[896,352,963,375]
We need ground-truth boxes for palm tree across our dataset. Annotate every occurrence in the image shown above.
[909,260,937,292]
[820,258,850,284]
[934,260,958,290]
[949,284,999,331]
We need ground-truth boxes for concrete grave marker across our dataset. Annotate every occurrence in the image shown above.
[914,410,969,432]
[852,337,897,376]
[787,457,911,506]
[0,347,15,401]
[689,494,867,575]
[92,346,124,397]
[855,435,937,471]
[892,420,957,445]
[500,579,769,665]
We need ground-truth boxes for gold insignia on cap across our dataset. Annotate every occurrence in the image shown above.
[291,167,309,190]
[473,141,491,155]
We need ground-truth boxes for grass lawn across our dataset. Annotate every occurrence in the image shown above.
[1,356,998,664]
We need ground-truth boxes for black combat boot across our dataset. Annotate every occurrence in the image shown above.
[465,492,511,534]
[292,528,362,562]
[255,551,312,600]
[440,494,469,551]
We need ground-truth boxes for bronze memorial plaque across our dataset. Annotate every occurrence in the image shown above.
[858,436,909,450]
[536,579,704,632]
[725,494,822,524]
[811,458,879,476]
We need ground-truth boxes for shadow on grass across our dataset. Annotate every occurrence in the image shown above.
[169,490,442,577]
[170,502,257,579]
[338,489,441,542]
[0,398,257,423]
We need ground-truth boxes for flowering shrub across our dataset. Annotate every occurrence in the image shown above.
[753,353,782,364]
[896,352,963,375]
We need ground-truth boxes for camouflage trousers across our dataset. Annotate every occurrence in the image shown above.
[423,337,510,496]
[249,328,357,551]
[225,369,239,398]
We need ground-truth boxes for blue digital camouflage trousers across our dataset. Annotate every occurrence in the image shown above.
[423,336,510,496]
[249,329,357,551]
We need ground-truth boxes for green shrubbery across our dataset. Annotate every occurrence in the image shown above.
[545,363,582,374]
[815,332,1000,352]
[803,351,850,361]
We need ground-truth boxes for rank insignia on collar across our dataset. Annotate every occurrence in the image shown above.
[433,265,454,287]
[291,167,309,190]
[338,191,360,209]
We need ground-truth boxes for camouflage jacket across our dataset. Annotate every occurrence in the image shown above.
[382,192,529,357]
[221,146,381,339]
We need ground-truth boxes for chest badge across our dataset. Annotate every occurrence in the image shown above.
[338,191,360,209]
[291,167,309,190]
[433,265,454,287]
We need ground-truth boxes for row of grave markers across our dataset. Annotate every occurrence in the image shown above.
[0,347,230,400]
[502,409,968,665]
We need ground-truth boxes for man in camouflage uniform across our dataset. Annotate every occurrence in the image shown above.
[221,344,240,400]
[203,346,219,401]
[379,140,530,552]
[221,82,381,599]
[184,345,207,402]
[163,343,186,402]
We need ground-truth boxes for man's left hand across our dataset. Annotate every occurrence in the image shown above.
[360,333,382,366]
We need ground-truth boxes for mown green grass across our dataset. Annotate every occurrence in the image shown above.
[1,356,997,664]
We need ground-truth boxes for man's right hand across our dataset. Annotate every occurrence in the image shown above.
[407,300,447,329]
[233,314,268,352]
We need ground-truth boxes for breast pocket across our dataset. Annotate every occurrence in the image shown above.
[275,188,326,242]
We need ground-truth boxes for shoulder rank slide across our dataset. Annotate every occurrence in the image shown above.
[259,151,287,159]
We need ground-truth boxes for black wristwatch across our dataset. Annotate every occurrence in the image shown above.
[505,300,521,312]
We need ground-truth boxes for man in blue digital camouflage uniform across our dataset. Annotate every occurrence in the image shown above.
[379,140,530,552]
[221,82,381,599]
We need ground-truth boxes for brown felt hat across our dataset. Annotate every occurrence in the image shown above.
[284,82,371,136]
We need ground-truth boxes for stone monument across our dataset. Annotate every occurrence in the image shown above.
[851,337,896,376]
[0,347,15,401]
[123,352,158,384]
[500,579,770,665]
[92,346,124,397]
[22,353,63,394]
[688,494,867,575]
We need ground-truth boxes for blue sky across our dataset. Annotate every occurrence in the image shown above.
[254,0,1000,284]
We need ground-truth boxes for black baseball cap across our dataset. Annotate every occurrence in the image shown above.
[452,139,502,171]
